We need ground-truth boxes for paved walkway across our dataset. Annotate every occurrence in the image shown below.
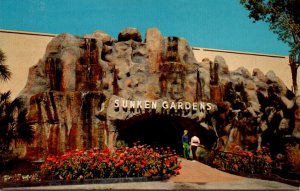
[169,158,242,183]
[4,158,298,190]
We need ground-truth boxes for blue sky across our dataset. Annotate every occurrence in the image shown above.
[0,0,290,55]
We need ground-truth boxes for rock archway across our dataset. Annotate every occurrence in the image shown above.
[16,27,298,160]
[105,95,216,151]
[110,112,217,154]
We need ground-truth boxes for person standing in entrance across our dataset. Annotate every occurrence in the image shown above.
[182,130,190,159]
[190,135,200,161]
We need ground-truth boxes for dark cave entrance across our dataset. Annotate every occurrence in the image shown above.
[115,114,217,155]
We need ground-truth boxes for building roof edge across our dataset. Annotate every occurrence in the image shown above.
[0,29,288,58]
[0,29,57,37]
[192,47,287,58]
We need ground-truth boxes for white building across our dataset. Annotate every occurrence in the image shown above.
[0,29,292,99]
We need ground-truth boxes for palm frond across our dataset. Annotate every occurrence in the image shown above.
[0,91,11,103]
[0,94,34,153]
[0,49,11,82]
[0,49,6,63]
[10,97,24,109]
[16,109,34,144]
[0,64,11,82]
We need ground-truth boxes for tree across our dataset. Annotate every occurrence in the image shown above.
[0,49,33,161]
[0,92,34,155]
[240,0,300,95]
[0,49,11,82]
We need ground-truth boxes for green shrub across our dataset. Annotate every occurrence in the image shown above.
[115,140,128,148]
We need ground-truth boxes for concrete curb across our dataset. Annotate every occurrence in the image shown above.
[1,175,168,188]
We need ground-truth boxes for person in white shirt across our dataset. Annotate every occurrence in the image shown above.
[190,135,200,161]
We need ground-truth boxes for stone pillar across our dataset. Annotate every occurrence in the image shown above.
[145,28,163,73]
[107,130,118,150]
[210,85,223,104]
[97,121,108,149]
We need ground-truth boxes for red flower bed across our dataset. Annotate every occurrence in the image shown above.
[40,144,181,180]
[209,145,273,176]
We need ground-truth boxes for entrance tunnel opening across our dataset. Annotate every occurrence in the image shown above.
[115,114,217,155]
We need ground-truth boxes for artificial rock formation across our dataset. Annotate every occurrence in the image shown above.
[17,27,298,159]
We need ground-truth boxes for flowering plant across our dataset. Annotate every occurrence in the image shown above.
[209,144,273,176]
[40,144,181,180]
